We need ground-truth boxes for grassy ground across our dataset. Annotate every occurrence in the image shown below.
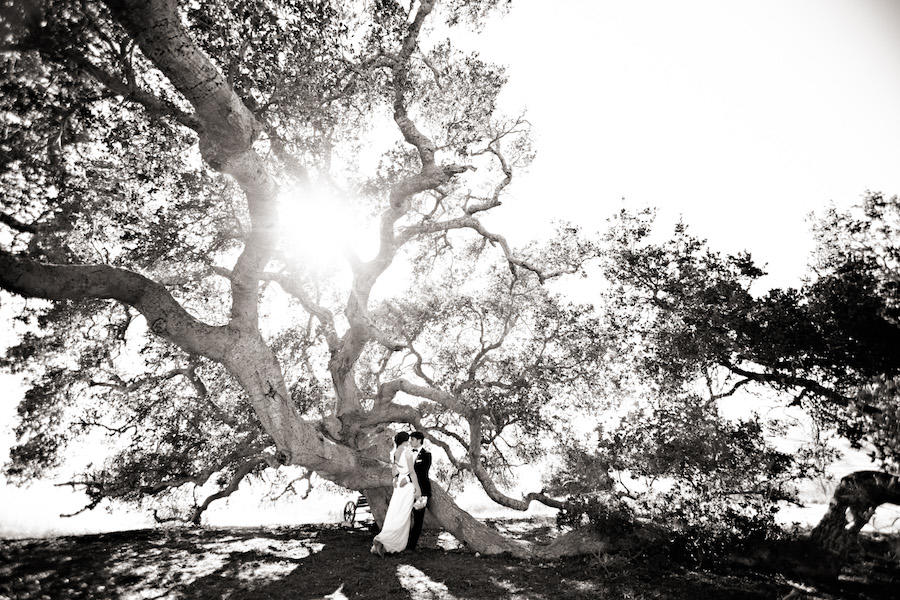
[0,519,897,599]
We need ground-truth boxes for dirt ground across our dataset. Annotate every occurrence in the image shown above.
[0,519,897,599]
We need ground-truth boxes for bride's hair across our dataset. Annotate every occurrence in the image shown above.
[390,431,411,464]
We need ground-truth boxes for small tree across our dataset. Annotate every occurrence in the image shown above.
[597,196,900,556]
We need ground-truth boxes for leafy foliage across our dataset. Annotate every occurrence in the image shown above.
[546,195,900,556]
[550,394,801,562]
[600,202,900,465]
[597,395,797,497]
[0,0,603,531]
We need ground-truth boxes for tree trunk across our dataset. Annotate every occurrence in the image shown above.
[356,478,616,559]
[428,483,532,556]
[810,470,900,556]
[362,486,391,526]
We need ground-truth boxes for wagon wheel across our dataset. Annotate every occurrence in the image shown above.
[343,500,357,524]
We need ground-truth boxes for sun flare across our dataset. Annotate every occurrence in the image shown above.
[276,184,377,268]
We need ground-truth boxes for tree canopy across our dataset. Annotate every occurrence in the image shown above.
[569,194,900,555]
[0,0,609,557]
[599,195,900,466]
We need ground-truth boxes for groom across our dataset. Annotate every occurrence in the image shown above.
[406,431,432,551]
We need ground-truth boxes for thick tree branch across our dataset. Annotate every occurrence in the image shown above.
[323,0,478,416]
[0,212,40,234]
[103,0,280,331]
[103,0,259,166]
[405,340,437,387]
[71,52,201,131]
[377,377,471,417]
[463,404,568,512]
[471,458,568,510]
[0,251,233,360]
[723,362,861,409]
[392,0,438,168]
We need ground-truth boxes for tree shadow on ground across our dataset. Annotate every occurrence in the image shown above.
[0,528,158,599]
[1,521,898,600]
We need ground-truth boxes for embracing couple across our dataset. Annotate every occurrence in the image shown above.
[370,431,432,556]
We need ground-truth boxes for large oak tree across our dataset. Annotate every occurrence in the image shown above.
[0,0,610,557]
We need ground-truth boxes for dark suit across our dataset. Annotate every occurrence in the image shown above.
[407,447,431,550]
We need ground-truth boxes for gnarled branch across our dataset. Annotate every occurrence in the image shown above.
[0,251,233,360]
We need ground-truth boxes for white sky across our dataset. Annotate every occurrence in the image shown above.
[4,0,900,535]
[467,0,900,290]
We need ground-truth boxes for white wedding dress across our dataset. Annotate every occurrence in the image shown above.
[373,447,415,553]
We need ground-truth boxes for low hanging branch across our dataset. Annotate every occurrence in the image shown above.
[268,470,316,502]
[56,435,266,519]
[0,252,234,360]
[185,454,275,524]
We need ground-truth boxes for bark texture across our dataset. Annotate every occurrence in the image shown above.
[811,470,900,556]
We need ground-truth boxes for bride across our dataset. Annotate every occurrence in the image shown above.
[371,431,421,556]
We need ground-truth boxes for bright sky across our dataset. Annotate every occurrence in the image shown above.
[467,0,900,290]
[5,0,900,536]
